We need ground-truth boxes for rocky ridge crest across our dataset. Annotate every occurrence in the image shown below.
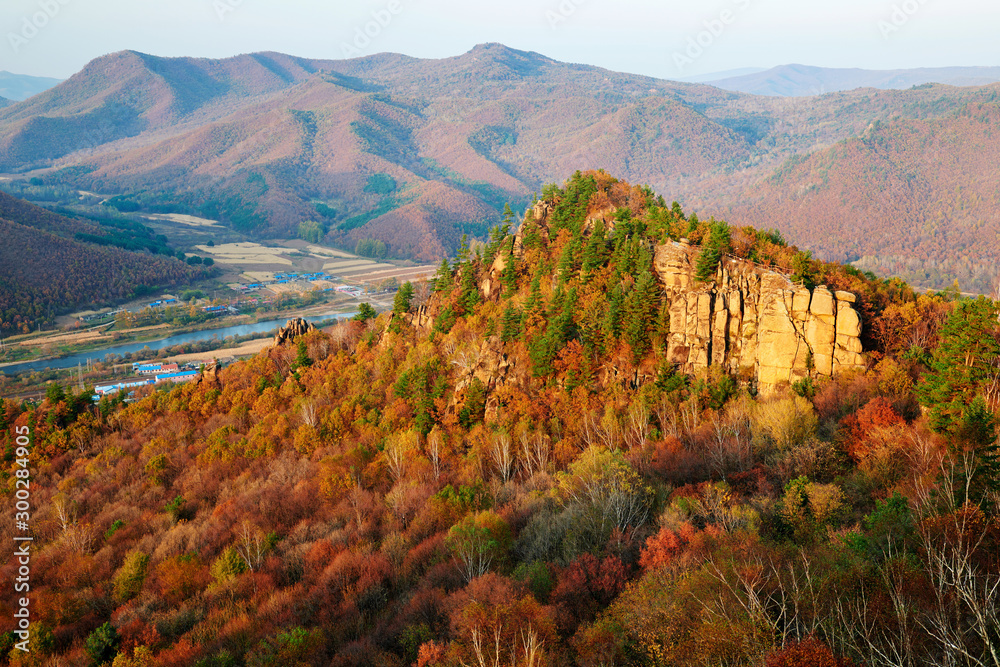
[653,240,865,392]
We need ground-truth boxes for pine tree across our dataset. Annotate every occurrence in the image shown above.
[500,305,522,343]
[623,270,661,361]
[522,275,545,331]
[456,234,471,265]
[582,221,608,277]
[603,284,625,347]
[791,251,817,289]
[433,259,453,293]
[293,339,312,369]
[556,240,578,285]
[952,396,1000,511]
[917,297,1000,432]
[695,219,731,282]
[501,251,518,297]
[459,265,480,315]
[531,289,577,377]
[393,282,415,316]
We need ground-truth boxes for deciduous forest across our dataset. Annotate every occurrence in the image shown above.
[0,193,205,334]
[1,172,998,666]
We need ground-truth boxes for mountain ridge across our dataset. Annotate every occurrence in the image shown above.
[0,70,62,101]
[705,63,1000,97]
[2,46,1000,287]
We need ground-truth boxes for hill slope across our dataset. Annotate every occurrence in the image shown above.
[2,172,991,667]
[722,102,1000,291]
[0,193,203,334]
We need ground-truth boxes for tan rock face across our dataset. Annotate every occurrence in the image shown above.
[273,318,316,347]
[653,242,866,393]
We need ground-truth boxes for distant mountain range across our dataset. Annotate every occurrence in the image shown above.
[0,71,62,101]
[702,64,1000,97]
[1,45,999,290]
[0,97,11,108]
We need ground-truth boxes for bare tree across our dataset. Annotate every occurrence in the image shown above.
[520,431,550,478]
[913,461,1000,667]
[300,399,318,427]
[427,427,444,480]
[235,521,268,572]
[489,433,516,484]
[624,401,651,450]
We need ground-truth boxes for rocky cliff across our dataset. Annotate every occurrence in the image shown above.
[653,240,865,393]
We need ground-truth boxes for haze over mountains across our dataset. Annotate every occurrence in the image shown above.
[0,70,63,101]
[702,64,1000,97]
[1,45,999,289]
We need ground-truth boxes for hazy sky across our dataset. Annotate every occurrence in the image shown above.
[1,0,997,80]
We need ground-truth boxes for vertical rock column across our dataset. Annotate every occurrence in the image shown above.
[805,287,837,377]
[833,291,865,371]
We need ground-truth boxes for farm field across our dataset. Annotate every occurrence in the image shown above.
[193,241,437,292]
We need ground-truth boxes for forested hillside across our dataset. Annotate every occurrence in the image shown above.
[3,45,1000,283]
[0,193,204,334]
[724,102,1000,292]
[1,172,998,666]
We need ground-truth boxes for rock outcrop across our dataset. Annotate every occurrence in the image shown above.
[653,241,865,393]
[450,338,517,421]
[403,305,435,333]
[197,359,222,389]
[273,318,316,347]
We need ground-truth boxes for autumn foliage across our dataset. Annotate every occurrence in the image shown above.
[1,173,999,666]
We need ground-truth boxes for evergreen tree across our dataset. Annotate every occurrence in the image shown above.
[293,339,312,369]
[603,284,625,347]
[500,305,522,343]
[354,303,377,322]
[530,289,577,377]
[952,396,1000,512]
[623,270,661,361]
[917,297,1000,432]
[500,251,519,298]
[456,234,471,265]
[582,221,608,276]
[791,251,817,289]
[432,259,453,293]
[484,203,514,266]
[522,275,545,331]
[459,265,480,315]
[556,240,578,285]
[393,282,415,316]
[695,219,731,282]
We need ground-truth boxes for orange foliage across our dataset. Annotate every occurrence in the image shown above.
[840,396,905,462]
[764,636,854,667]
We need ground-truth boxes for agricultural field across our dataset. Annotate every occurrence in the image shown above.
[193,240,437,293]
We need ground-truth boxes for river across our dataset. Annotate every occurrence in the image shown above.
[0,310,357,376]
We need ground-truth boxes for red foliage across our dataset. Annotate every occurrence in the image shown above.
[417,641,448,667]
[551,554,628,633]
[764,636,854,667]
[649,436,705,484]
[639,523,697,571]
[840,396,905,461]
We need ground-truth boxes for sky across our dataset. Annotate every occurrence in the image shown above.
[0,0,998,80]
